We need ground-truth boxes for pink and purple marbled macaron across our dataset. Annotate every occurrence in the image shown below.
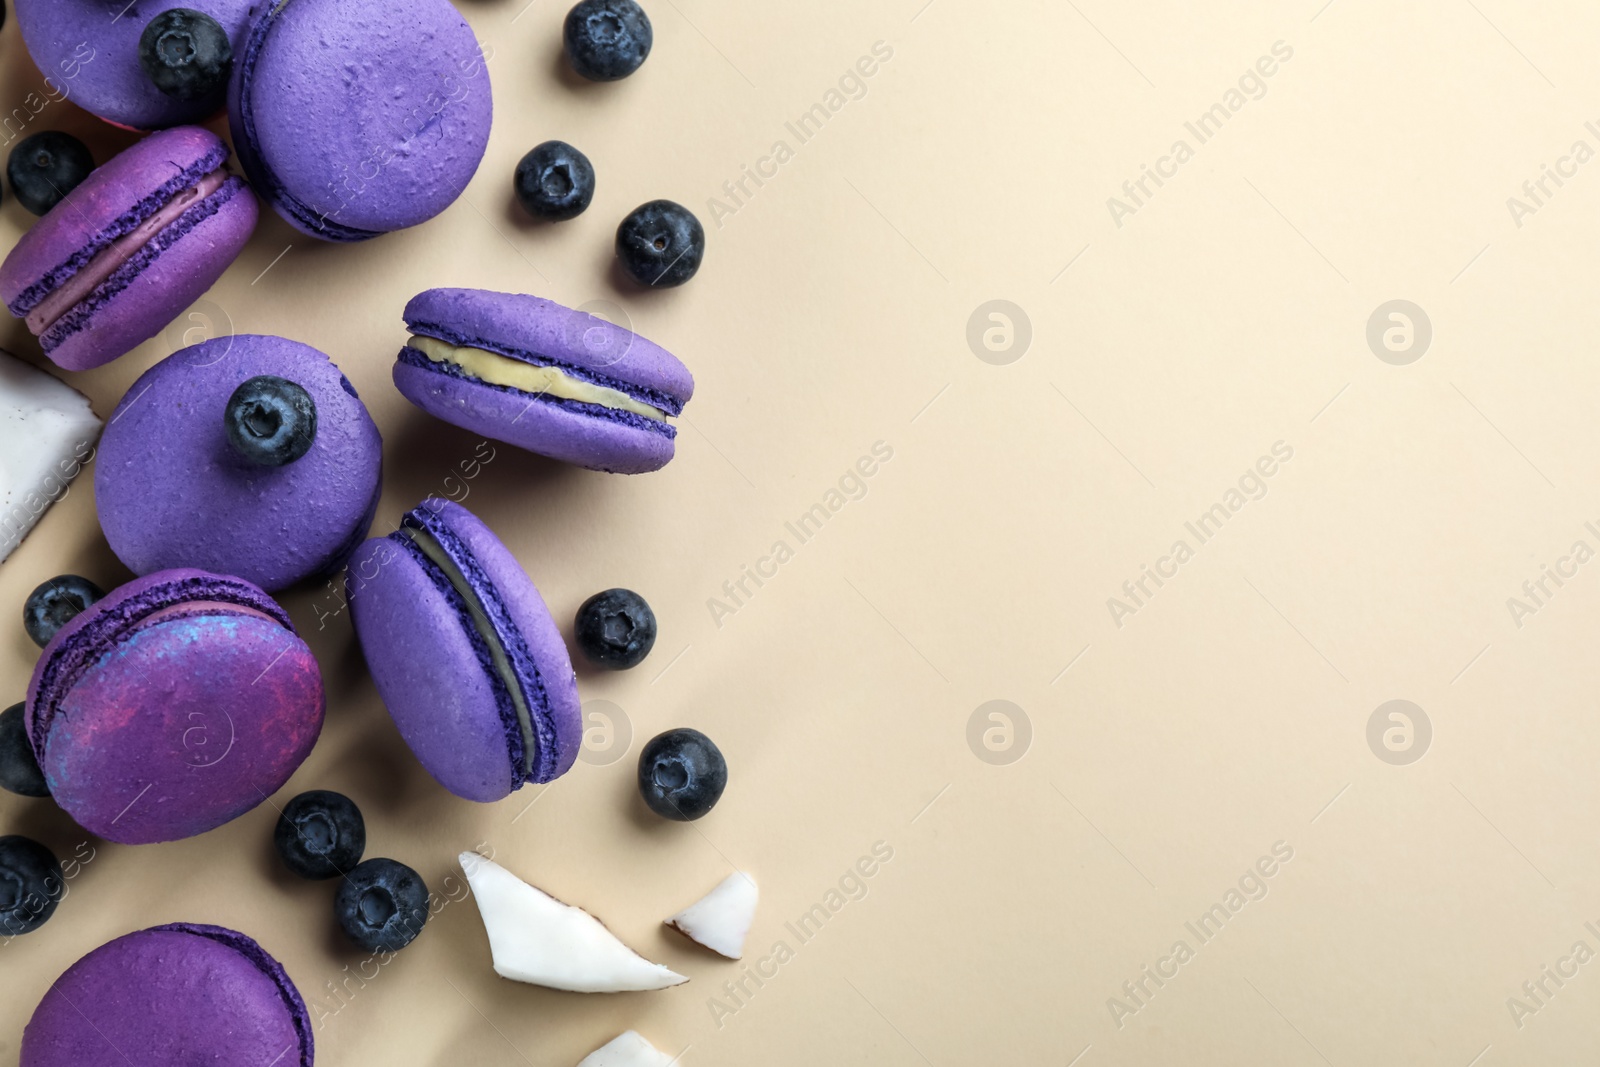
[21,922,312,1067]
[396,289,695,474]
[95,335,383,593]
[26,569,324,844]
[0,126,257,371]
[228,0,492,241]
[348,499,582,802]
[13,1,258,130]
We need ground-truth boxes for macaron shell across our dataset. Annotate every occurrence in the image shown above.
[395,356,676,474]
[40,181,258,372]
[13,2,259,131]
[95,335,383,591]
[230,0,492,238]
[0,127,230,313]
[403,288,694,404]
[431,499,582,781]
[40,610,322,843]
[26,569,322,846]
[347,534,521,802]
[20,924,312,1067]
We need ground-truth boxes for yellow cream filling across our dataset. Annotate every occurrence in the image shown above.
[408,335,667,423]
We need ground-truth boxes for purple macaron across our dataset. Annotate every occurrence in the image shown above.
[228,0,492,241]
[0,126,258,372]
[13,1,258,131]
[347,499,581,802]
[26,569,324,845]
[396,289,695,474]
[95,335,383,593]
[21,922,312,1067]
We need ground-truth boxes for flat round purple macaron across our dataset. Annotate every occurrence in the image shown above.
[14,1,257,131]
[21,922,312,1067]
[228,0,492,241]
[0,126,258,372]
[96,335,383,592]
[396,289,695,474]
[347,499,581,801]
[25,569,324,844]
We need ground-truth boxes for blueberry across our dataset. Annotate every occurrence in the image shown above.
[7,132,93,217]
[514,141,596,222]
[0,703,48,798]
[564,0,652,81]
[0,836,64,936]
[575,589,656,670]
[275,790,365,880]
[24,575,105,649]
[637,728,726,821]
[139,8,233,103]
[335,858,429,953]
[616,200,704,288]
[225,376,317,467]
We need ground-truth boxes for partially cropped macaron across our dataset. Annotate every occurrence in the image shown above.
[14,2,254,130]
[348,499,581,802]
[95,336,383,593]
[0,126,257,371]
[229,0,492,241]
[21,923,312,1067]
[396,289,694,474]
[26,570,324,844]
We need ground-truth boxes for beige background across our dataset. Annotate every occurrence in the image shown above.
[4,0,1600,1063]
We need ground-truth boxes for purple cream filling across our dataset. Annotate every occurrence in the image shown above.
[29,574,294,757]
[403,318,686,416]
[397,344,679,441]
[38,178,246,354]
[8,142,231,318]
[153,923,314,1067]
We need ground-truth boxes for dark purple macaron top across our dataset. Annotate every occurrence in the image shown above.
[0,127,229,319]
[348,499,582,801]
[20,922,313,1067]
[228,0,493,240]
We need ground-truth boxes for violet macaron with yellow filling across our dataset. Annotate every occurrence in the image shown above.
[396,289,694,474]
[0,126,257,371]
[26,569,324,844]
[21,923,313,1067]
[348,499,581,802]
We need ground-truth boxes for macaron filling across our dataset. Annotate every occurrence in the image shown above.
[6,133,232,316]
[24,168,236,336]
[404,335,669,422]
[28,574,293,758]
[401,315,684,440]
[392,506,563,784]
